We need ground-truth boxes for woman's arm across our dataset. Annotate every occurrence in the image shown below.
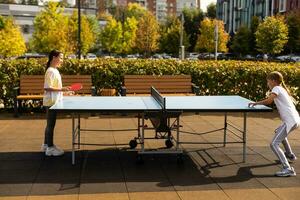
[248,93,277,107]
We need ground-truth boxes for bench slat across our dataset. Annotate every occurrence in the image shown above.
[19,75,93,95]
[123,75,193,95]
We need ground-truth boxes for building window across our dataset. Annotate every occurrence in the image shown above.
[223,2,228,24]
[279,0,286,12]
[23,25,30,34]
[238,0,243,9]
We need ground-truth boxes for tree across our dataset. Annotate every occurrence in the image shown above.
[206,3,216,19]
[126,3,147,20]
[68,11,96,55]
[121,17,138,54]
[255,16,288,55]
[30,2,69,53]
[249,16,260,55]
[195,18,229,53]
[159,16,189,55]
[286,10,300,53]
[0,16,26,58]
[135,12,160,57]
[87,15,101,52]
[99,16,123,54]
[231,26,251,56]
[182,8,204,52]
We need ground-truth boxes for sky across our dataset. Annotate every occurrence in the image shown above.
[200,0,217,12]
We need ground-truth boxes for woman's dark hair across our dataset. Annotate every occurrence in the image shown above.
[46,50,61,70]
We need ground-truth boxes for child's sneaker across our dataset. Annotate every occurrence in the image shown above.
[285,152,297,162]
[275,167,296,177]
[45,145,64,156]
[41,144,48,152]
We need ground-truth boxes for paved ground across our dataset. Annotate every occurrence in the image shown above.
[1,111,300,200]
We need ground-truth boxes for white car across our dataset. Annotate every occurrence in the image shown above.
[86,53,97,60]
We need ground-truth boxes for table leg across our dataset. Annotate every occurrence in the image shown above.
[78,114,80,149]
[72,113,75,165]
[176,116,180,150]
[223,112,227,147]
[243,112,247,163]
[141,114,145,152]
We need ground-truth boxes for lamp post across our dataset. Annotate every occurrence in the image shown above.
[214,23,218,61]
[179,12,185,60]
[77,0,81,59]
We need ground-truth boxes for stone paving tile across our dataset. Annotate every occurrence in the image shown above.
[0,197,27,200]
[269,187,300,200]
[27,195,78,200]
[177,190,231,200]
[223,188,280,200]
[129,191,180,200]
[79,193,129,200]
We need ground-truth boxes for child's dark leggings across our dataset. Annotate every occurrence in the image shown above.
[44,106,57,147]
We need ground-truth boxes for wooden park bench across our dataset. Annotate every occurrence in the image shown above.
[120,75,200,96]
[13,74,95,117]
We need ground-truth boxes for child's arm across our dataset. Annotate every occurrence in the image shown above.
[248,93,277,107]
[44,86,70,92]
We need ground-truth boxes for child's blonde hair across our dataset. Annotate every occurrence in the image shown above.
[267,71,291,96]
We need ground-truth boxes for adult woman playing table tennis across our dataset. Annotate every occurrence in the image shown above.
[42,50,70,156]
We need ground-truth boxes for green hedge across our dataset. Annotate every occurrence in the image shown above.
[0,58,299,109]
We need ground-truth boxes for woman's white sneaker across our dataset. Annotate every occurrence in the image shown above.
[45,146,64,156]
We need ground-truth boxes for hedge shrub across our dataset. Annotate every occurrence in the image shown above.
[0,58,299,109]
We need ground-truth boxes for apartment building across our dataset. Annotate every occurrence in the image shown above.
[217,0,300,35]
[99,0,200,21]
[0,1,97,42]
[176,0,201,14]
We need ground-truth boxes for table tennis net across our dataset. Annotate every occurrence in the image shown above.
[151,86,165,110]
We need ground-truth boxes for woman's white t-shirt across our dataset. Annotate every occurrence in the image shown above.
[271,86,300,133]
[43,67,63,107]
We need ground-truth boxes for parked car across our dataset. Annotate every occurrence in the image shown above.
[276,54,300,63]
[126,54,138,59]
[17,53,46,59]
[67,54,84,59]
[86,53,97,60]
[256,54,268,61]
[151,54,163,59]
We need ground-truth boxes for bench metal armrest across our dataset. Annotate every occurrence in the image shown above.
[191,83,200,96]
[91,86,96,96]
[13,86,20,97]
[119,86,127,96]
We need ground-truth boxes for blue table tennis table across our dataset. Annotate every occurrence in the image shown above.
[50,87,272,165]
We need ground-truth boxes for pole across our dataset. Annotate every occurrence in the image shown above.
[77,0,81,59]
[180,13,185,60]
[214,23,218,61]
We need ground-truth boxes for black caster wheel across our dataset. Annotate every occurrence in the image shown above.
[165,139,173,148]
[136,155,144,164]
[129,140,138,149]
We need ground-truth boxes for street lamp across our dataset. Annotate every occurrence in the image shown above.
[77,0,81,59]
[214,23,218,61]
[179,12,185,60]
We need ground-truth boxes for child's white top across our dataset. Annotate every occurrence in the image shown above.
[43,67,63,107]
[272,86,300,132]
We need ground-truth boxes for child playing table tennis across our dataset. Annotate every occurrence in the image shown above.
[249,71,300,177]
[42,50,70,156]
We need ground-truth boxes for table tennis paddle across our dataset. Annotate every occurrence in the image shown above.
[70,83,83,91]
